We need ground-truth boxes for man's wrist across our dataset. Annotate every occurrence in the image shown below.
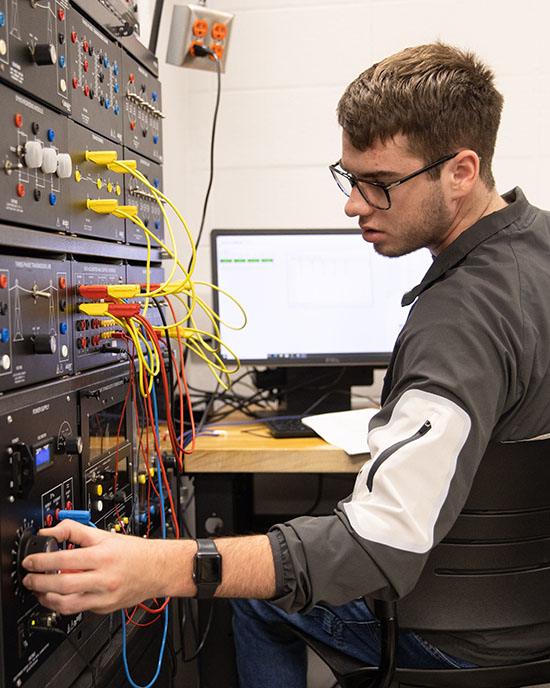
[192,538,222,598]
[152,538,198,598]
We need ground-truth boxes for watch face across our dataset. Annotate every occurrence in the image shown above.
[196,555,222,584]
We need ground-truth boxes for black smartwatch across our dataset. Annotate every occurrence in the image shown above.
[193,538,222,598]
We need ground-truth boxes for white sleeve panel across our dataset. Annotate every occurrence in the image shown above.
[343,389,471,553]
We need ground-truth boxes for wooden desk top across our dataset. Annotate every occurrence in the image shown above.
[178,419,368,474]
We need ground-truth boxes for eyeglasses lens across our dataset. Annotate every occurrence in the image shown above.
[331,168,389,209]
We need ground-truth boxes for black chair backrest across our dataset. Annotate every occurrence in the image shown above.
[395,439,550,631]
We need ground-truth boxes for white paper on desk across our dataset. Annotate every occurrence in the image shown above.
[301,407,379,455]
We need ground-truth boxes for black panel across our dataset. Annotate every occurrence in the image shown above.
[66,7,124,144]
[0,0,72,114]
[0,384,85,686]
[0,82,71,233]
[0,0,168,684]
[67,119,125,242]
[121,51,163,163]
[71,258,127,372]
[0,251,73,392]
[123,150,164,246]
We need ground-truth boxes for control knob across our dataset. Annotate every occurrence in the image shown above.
[32,43,57,66]
[41,147,57,174]
[32,334,57,354]
[19,531,59,560]
[56,153,73,179]
[24,141,43,169]
[57,435,83,455]
[15,527,59,593]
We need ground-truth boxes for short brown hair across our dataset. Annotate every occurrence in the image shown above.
[337,42,503,188]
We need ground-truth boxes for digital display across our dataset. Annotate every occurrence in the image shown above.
[35,443,51,470]
[211,229,433,366]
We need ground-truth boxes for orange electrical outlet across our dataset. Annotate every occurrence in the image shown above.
[193,19,208,37]
[189,40,205,57]
[209,44,224,60]
[211,22,227,40]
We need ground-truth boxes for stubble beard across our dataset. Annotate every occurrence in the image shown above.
[374,183,452,258]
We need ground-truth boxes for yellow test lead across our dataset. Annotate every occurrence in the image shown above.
[85,150,118,166]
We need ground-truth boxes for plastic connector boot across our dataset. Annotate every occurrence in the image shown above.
[113,205,138,218]
[85,150,118,165]
[57,510,93,524]
[86,199,119,214]
[107,160,137,173]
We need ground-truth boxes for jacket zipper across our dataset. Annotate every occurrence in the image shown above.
[366,420,432,492]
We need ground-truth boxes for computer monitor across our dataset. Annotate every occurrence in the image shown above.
[211,229,432,414]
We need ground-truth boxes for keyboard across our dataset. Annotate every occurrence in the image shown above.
[265,417,318,438]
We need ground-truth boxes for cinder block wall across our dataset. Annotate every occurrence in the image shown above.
[157,0,550,389]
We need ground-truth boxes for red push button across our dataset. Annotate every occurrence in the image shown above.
[14,113,23,128]
[16,184,24,197]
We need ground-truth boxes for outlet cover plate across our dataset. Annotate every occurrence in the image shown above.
[166,4,234,73]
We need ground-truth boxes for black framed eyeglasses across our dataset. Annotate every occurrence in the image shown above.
[329,152,459,210]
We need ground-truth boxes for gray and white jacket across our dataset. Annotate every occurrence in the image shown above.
[267,187,550,664]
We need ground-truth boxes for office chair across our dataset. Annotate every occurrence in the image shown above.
[287,439,550,688]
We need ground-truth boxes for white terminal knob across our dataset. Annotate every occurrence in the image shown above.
[41,147,57,174]
[24,140,43,169]
[56,153,73,179]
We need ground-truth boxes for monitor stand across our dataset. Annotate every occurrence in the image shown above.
[255,366,375,416]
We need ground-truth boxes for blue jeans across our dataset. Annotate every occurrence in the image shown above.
[231,598,476,688]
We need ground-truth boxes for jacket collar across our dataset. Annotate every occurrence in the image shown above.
[402,187,530,306]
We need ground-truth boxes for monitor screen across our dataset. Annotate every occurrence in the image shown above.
[211,229,432,368]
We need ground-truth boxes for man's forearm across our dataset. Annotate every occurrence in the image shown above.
[216,535,276,598]
[22,520,277,615]
[166,535,276,600]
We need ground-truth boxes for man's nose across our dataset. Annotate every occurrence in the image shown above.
[344,186,374,218]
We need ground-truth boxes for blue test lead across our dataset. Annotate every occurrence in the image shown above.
[122,361,168,688]
[57,510,97,527]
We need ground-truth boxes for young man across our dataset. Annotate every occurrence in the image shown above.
[22,43,550,685]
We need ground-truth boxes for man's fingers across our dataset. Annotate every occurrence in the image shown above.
[34,590,112,616]
[23,570,101,596]
[22,521,106,572]
[22,546,101,574]
[37,519,103,547]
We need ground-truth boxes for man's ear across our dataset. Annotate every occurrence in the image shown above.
[446,150,480,198]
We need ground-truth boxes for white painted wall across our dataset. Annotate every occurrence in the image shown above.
[154,0,550,392]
